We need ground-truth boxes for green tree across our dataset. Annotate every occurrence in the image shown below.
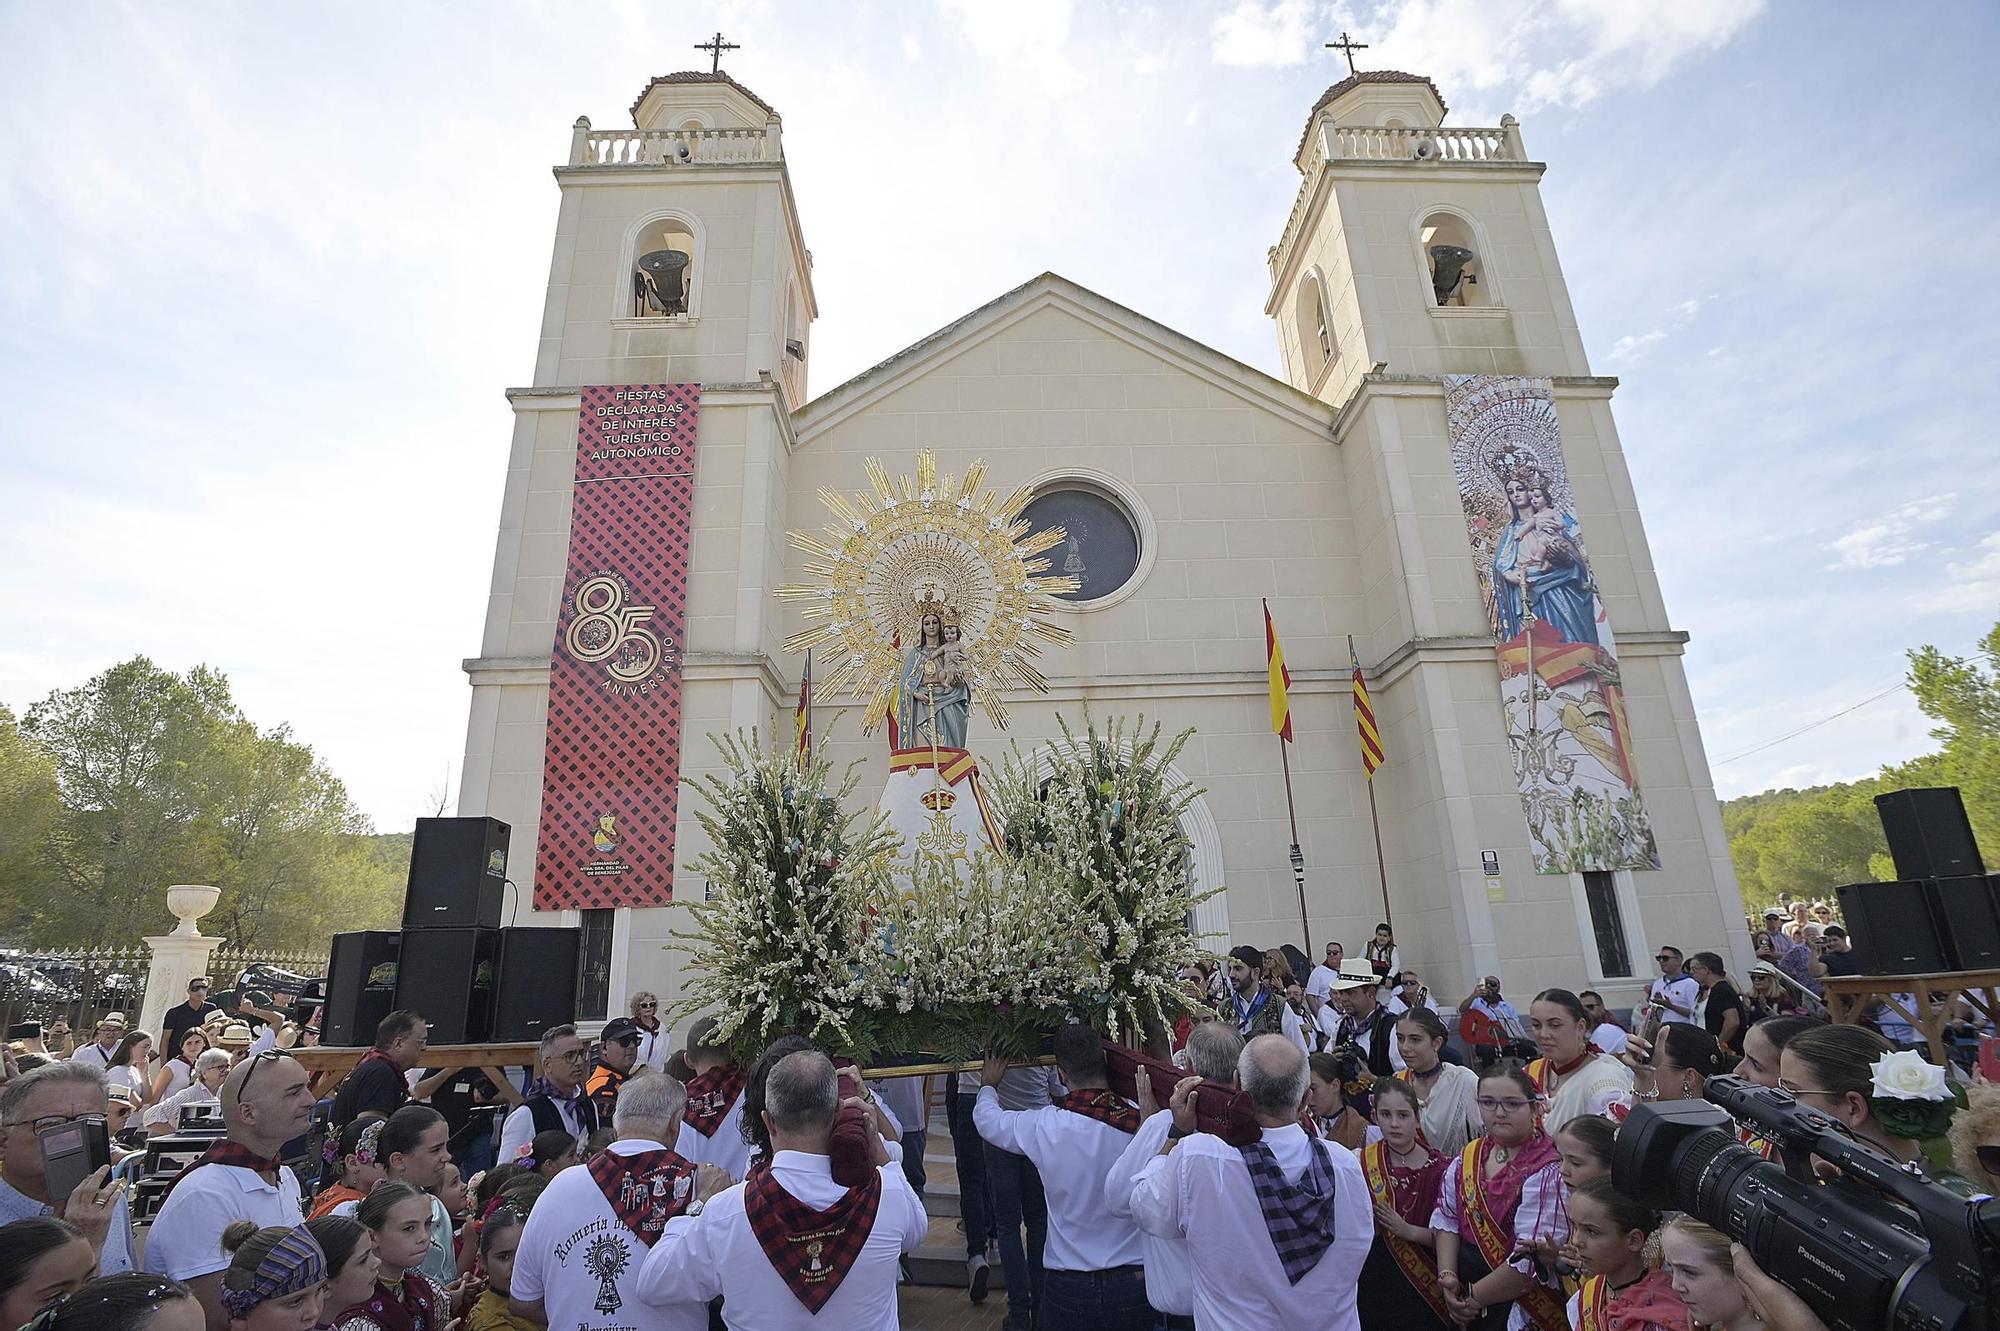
[0,706,63,935]
[1892,620,2000,857]
[13,657,402,948]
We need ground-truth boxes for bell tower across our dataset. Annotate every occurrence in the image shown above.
[1265,69,1590,407]
[456,64,816,1014]
[1264,69,1749,996]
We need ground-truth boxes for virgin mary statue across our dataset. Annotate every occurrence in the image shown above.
[897,608,971,748]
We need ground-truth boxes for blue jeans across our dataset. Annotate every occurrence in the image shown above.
[983,1141,1046,1319]
[1040,1267,1153,1331]
[948,1083,992,1255]
[900,1127,927,1201]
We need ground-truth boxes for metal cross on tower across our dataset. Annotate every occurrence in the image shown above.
[694,31,740,74]
[1325,31,1369,75]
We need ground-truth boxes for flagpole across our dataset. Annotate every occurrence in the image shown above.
[1279,730,1311,956]
[1350,633,1393,931]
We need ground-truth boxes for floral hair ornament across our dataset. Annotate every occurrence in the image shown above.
[219,1225,327,1318]
[352,1117,386,1166]
[1867,1049,1965,1140]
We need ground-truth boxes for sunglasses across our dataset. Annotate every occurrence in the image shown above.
[237,1049,293,1097]
[609,1034,641,1046]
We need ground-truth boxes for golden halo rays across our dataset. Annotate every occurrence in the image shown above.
[777,451,1079,732]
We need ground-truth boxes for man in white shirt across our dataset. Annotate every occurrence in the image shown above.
[1104,1022,1242,1330]
[68,1014,125,1067]
[1385,971,1434,1017]
[498,1024,598,1164]
[143,1050,314,1330]
[1577,990,1629,1056]
[636,1049,926,1330]
[513,1073,721,1331]
[1648,946,1700,1027]
[675,1015,752,1181]
[975,1025,1151,1331]
[1129,1035,1371,1328]
[0,1061,137,1275]
[1303,941,1344,1019]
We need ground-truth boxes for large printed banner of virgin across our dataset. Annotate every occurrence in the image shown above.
[1445,375,1660,873]
[533,384,700,910]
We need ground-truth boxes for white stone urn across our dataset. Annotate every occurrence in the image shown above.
[165,883,221,937]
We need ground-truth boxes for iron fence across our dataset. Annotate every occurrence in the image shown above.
[0,944,328,1042]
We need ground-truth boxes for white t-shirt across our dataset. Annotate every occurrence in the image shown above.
[513,1141,707,1331]
[1305,964,1340,1005]
[1649,975,1700,1026]
[142,1163,304,1280]
[69,1042,116,1067]
[1591,1021,1629,1056]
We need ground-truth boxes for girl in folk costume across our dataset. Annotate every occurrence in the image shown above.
[1307,1051,1379,1150]
[217,1222,330,1330]
[1563,1180,1691,1331]
[1359,1078,1453,1331]
[1430,1063,1570,1331]
[1527,989,1632,1133]
[304,1216,378,1327]
[330,1183,469,1331]
[1732,1016,1816,1161]
[1397,1007,1484,1154]
[310,1116,387,1221]
[463,1207,536,1331]
[1657,1219,1760,1331]
[1780,1024,1975,1193]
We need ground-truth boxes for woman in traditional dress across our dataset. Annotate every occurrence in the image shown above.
[1526,989,1632,1133]
[1359,1078,1452,1331]
[1431,1062,1570,1331]
[1396,1007,1483,1154]
[1563,1180,1692,1331]
[330,1183,454,1331]
[1781,1024,1975,1191]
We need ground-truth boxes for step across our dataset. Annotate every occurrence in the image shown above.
[907,1244,1010,1291]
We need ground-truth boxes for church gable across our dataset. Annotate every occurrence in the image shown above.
[793,273,1334,446]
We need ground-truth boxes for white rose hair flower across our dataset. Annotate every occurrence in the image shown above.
[1870,1050,1951,1102]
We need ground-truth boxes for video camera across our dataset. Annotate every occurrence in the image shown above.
[1616,1073,2000,1330]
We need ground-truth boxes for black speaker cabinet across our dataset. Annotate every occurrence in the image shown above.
[395,928,496,1044]
[404,817,510,930]
[1875,787,1985,882]
[322,931,401,1047]
[1835,879,1950,975]
[1927,875,2000,971]
[490,927,582,1043]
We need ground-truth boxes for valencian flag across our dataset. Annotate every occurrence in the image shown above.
[794,649,813,761]
[1263,599,1292,742]
[1350,636,1385,777]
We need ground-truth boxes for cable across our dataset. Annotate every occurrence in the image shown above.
[1711,680,1909,767]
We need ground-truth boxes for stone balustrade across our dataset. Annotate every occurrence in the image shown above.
[1268,116,1529,284]
[570,122,779,167]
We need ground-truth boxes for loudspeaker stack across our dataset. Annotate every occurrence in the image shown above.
[323,816,582,1046]
[1834,788,1995,975]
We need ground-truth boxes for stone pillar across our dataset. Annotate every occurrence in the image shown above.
[139,885,222,1039]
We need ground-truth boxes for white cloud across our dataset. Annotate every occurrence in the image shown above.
[938,0,1074,68]
[1211,0,1318,67]
[1825,494,1958,570]
[1917,532,2000,613]
[1605,330,1667,363]
[1370,0,1765,112]
[902,33,922,60]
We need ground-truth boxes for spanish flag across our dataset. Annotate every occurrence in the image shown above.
[794,649,813,761]
[1263,599,1292,742]
[1350,636,1385,778]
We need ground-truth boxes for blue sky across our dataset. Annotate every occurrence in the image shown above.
[2,0,1995,827]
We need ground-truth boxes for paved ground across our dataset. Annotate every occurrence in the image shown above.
[898,1282,1011,1330]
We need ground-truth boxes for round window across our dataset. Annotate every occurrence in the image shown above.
[1020,486,1141,603]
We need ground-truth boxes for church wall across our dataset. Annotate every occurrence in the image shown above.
[784,301,1433,963]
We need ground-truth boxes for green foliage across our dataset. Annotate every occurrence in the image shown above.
[2,657,403,948]
[1723,619,1998,905]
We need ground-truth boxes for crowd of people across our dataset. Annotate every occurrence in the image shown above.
[0,903,1994,1331]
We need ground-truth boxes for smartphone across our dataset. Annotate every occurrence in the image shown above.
[1637,1001,1665,1066]
[1979,1034,2000,1085]
[40,1118,110,1208]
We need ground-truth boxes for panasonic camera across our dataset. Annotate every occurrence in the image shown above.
[1615,1074,2000,1331]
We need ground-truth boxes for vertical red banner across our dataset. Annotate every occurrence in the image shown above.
[533,384,700,910]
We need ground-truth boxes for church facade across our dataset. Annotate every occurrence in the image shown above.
[456,67,1750,1025]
